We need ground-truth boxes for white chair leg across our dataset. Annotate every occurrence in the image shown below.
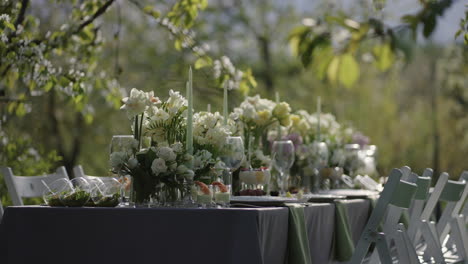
[449,216,468,261]
[421,221,446,263]
[396,223,420,264]
[375,233,393,264]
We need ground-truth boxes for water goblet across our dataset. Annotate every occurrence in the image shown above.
[110,135,134,207]
[219,136,245,194]
[271,140,295,196]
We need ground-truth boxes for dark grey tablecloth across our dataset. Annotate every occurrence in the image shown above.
[303,199,371,264]
[0,206,289,264]
[0,200,371,264]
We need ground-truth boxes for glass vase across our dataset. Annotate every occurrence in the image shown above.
[162,185,181,207]
[131,172,156,207]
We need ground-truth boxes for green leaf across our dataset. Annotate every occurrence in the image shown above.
[327,56,341,83]
[422,15,436,38]
[174,39,182,51]
[143,5,161,18]
[338,54,359,88]
[373,43,395,71]
[194,56,212,69]
[43,81,54,92]
[312,46,334,80]
[4,21,15,31]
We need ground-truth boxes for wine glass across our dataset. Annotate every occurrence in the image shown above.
[311,141,329,192]
[219,136,245,194]
[110,135,134,207]
[272,140,295,195]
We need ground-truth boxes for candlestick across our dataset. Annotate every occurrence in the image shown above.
[317,96,321,142]
[275,92,281,140]
[186,67,193,155]
[223,81,228,126]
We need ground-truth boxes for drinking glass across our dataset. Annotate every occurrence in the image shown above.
[311,141,329,192]
[196,184,214,208]
[219,136,245,194]
[110,135,134,207]
[272,140,295,195]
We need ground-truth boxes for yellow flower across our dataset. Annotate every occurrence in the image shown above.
[298,120,310,135]
[279,116,291,127]
[290,114,301,127]
[272,102,291,119]
[255,110,271,125]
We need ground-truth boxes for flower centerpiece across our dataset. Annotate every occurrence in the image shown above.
[192,111,230,183]
[229,95,291,194]
[111,88,194,205]
[231,94,292,157]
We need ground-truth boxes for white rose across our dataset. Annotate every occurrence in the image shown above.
[170,142,183,153]
[168,161,177,171]
[176,164,189,174]
[120,88,148,118]
[157,147,176,161]
[128,157,138,169]
[151,158,167,175]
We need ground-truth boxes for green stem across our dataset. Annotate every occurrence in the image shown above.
[134,115,138,141]
[138,113,144,149]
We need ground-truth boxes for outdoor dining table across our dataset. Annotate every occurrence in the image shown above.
[0,199,371,264]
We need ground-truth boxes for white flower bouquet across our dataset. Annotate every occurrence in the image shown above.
[116,88,193,204]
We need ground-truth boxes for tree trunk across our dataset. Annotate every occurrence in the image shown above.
[257,35,274,92]
[48,90,84,177]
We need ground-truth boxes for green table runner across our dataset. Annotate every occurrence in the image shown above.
[285,204,312,264]
[332,200,355,262]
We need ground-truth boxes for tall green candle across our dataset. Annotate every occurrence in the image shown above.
[275,91,281,140]
[186,67,193,155]
[317,96,321,142]
[223,81,228,126]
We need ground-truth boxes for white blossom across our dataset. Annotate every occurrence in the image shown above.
[121,88,148,118]
[157,146,176,161]
[151,158,167,175]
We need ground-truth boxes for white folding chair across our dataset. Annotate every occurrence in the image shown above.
[73,165,117,185]
[2,166,69,205]
[437,172,468,263]
[349,168,418,264]
[458,171,468,224]
[407,170,433,243]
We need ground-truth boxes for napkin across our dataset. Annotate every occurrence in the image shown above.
[332,200,355,262]
[285,204,312,264]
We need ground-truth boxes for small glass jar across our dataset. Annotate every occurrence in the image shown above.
[196,185,213,208]
[214,184,231,207]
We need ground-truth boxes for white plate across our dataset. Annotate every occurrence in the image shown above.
[318,189,378,198]
[230,196,297,206]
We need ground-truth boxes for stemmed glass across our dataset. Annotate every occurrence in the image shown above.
[219,136,245,195]
[272,140,295,195]
[311,141,329,192]
[110,135,134,207]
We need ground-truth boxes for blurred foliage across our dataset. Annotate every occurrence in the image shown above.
[0,130,62,206]
[289,0,456,88]
[455,7,468,44]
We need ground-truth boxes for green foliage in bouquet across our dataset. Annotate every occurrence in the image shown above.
[60,189,90,207]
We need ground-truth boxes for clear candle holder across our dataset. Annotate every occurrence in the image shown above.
[196,184,214,208]
[213,183,231,207]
